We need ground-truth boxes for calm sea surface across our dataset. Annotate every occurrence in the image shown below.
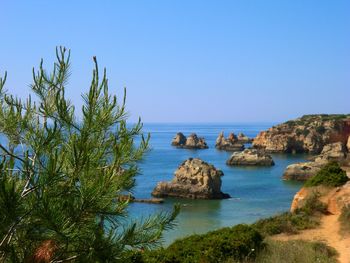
[128,123,306,245]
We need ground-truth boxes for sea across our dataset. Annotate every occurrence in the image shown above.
[128,123,307,245]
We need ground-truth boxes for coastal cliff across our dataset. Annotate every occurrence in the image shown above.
[253,114,350,153]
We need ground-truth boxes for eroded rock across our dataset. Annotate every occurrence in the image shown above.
[253,114,350,153]
[226,149,274,166]
[152,158,230,199]
[216,132,244,151]
[283,142,348,181]
[171,133,208,149]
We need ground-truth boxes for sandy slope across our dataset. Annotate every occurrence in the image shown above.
[272,214,350,263]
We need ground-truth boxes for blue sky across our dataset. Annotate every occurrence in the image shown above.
[1,1,349,123]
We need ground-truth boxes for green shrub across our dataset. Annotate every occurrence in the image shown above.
[296,191,328,216]
[254,240,338,263]
[339,204,350,234]
[252,212,318,236]
[305,162,349,187]
[315,125,326,134]
[138,224,263,263]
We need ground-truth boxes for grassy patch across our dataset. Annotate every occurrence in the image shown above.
[295,191,328,216]
[305,162,349,187]
[250,240,338,263]
[339,204,350,235]
[252,212,318,236]
[127,224,263,263]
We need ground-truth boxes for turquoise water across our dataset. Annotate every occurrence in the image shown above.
[128,123,306,244]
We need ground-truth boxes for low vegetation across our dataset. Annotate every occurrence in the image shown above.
[252,192,326,237]
[129,192,330,263]
[132,224,263,263]
[252,212,317,237]
[251,240,338,263]
[305,162,349,187]
[339,204,350,235]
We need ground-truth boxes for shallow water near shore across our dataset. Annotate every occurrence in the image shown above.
[128,123,306,245]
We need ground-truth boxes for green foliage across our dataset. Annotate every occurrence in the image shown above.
[339,204,350,234]
[296,191,328,216]
[133,224,263,263]
[315,125,326,134]
[305,162,349,187]
[252,212,318,236]
[253,240,338,263]
[0,47,179,262]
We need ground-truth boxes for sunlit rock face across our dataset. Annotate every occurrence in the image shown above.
[226,149,274,166]
[171,133,208,149]
[215,132,244,151]
[253,115,350,154]
[152,158,230,199]
[283,142,348,181]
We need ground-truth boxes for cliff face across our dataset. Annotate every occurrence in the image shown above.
[253,115,350,153]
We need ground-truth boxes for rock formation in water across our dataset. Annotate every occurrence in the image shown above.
[171,133,208,149]
[215,132,244,151]
[237,132,253,143]
[283,142,348,181]
[152,158,230,199]
[226,149,274,166]
[253,114,350,154]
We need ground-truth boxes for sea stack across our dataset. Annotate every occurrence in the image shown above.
[226,149,275,166]
[215,132,244,151]
[152,158,230,199]
[171,133,208,149]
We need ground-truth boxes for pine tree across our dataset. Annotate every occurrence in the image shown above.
[0,47,178,262]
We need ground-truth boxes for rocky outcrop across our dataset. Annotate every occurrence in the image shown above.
[314,142,347,163]
[226,149,274,166]
[152,158,230,199]
[237,133,253,143]
[283,142,348,181]
[171,132,187,146]
[291,182,350,214]
[215,132,244,151]
[171,133,208,149]
[253,114,350,153]
[283,162,323,181]
[347,136,350,152]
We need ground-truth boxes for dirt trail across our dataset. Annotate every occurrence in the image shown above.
[273,214,350,263]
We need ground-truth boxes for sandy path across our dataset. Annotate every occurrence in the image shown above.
[272,214,350,263]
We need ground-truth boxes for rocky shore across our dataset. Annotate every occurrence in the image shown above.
[152,158,230,199]
[253,114,350,153]
[283,142,349,181]
[171,133,208,149]
[226,149,275,166]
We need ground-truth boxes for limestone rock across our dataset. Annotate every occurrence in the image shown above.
[253,114,350,153]
[283,142,348,181]
[314,142,347,163]
[226,149,274,166]
[171,133,208,149]
[171,132,186,146]
[215,132,244,151]
[237,132,253,143]
[152,158,230,199]
[283,162,323,181]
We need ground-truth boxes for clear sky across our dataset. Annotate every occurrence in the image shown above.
[1,1,349,123]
